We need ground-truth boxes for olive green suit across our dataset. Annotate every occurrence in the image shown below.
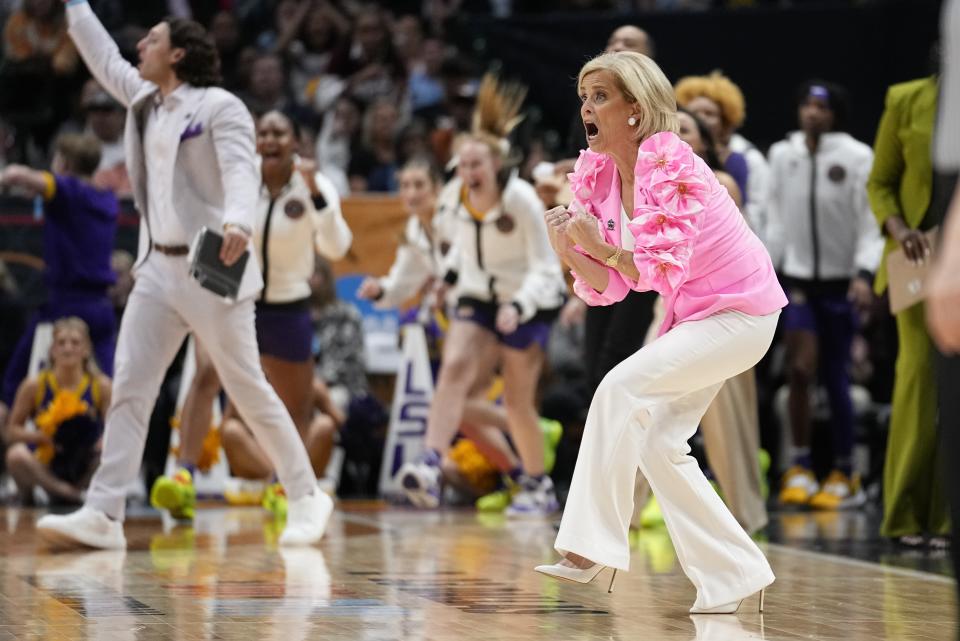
[867,77,948,537]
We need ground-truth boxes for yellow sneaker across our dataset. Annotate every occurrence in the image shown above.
[639,494,664,529]
[809,470,866,510]
[262,482,288,520]
[476,487,515,512]
[778,466,818,506]
[150,469,196,520]
[539,418,563,474]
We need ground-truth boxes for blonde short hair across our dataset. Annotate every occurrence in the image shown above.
[49,316,101,377]
[577,51,678,142]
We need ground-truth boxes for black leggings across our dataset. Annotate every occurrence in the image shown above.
[583,290,658,395]
[938,351,960,598]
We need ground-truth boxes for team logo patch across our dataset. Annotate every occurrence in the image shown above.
[827,165,846,183]
[284,199,306,219]
[439,241,452,256]
[606,219,615,230]
[495,214,516,233]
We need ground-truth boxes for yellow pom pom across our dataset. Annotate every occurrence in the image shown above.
[34,390,90,465]
[169,420,221,473]
[449,439,498,494]
[196,425,221,473]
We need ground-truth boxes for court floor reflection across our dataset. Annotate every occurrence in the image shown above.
[0,504,951,640]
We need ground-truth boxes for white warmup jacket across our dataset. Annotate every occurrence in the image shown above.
[766,131,883,280]
[729,133,771,246]
[254,166,352,303]
[374,215,452,309]
[439,175,566,321]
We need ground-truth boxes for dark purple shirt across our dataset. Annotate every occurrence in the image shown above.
[44,174,118,295]
[723,151,750,204]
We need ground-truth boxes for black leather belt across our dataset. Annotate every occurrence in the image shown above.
[153,242,190,256]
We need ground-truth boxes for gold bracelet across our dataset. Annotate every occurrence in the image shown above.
[604,245,623,268]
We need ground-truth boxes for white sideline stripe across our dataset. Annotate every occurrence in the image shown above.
[767,542,955,585]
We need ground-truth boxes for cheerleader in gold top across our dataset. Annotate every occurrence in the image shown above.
[3,317,111,504]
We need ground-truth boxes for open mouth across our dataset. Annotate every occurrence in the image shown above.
[584,121,599,140]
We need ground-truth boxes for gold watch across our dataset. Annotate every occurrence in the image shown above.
[604,246,623,268]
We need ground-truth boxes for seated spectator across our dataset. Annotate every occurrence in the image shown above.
[3,317,111,505]
[310,256,369,413]
[408,37,447,118]
[240,53,309,123]
[3,0,77,75]
[327,5,406,107]
[393,14,425,72]
[208,10,244,92]
[274,1,346,108]
[73,80,129,196]
[0,0,79,161]
[349,97,400,192]
[220,375,345,495]
[0,133,118,425]
[398,118,433,166]
[316,95,363,193]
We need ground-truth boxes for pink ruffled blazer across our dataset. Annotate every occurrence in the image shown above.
[569,131,787,336]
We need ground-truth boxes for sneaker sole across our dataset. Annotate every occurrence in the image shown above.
[38,524,125,550]
[399,470,439,509]
[279,493,334,547]
[505,504,559,519]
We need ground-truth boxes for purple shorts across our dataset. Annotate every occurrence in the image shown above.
[255,299,313,362]
[455,297,557,350]
[781,279,857,335]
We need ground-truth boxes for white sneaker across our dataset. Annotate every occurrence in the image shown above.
[316,478,337,497]
[279,490,334,547]
[396,461,441,509]
[36,506,126,550]
[506,475,559,518]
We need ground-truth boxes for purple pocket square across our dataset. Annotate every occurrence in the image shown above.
[180,123,203,141]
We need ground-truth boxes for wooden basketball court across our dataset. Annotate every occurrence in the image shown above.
[0,503,953,640]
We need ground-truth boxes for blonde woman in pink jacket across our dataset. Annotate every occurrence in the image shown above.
[535,51,787,615]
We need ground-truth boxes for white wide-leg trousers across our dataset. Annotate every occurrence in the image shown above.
[85,255,317,520]
[555,309,779,610]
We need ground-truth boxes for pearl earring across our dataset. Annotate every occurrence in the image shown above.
[628,116,637,126]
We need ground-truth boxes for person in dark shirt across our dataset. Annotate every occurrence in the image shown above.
[0,132,118,417]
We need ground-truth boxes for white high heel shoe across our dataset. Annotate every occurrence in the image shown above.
[534,561,618,593]
[689,588,766,614]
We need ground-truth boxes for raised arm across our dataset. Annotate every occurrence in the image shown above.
[309,170,353,260]
[64,0,147,107]
[0,166,55,199]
